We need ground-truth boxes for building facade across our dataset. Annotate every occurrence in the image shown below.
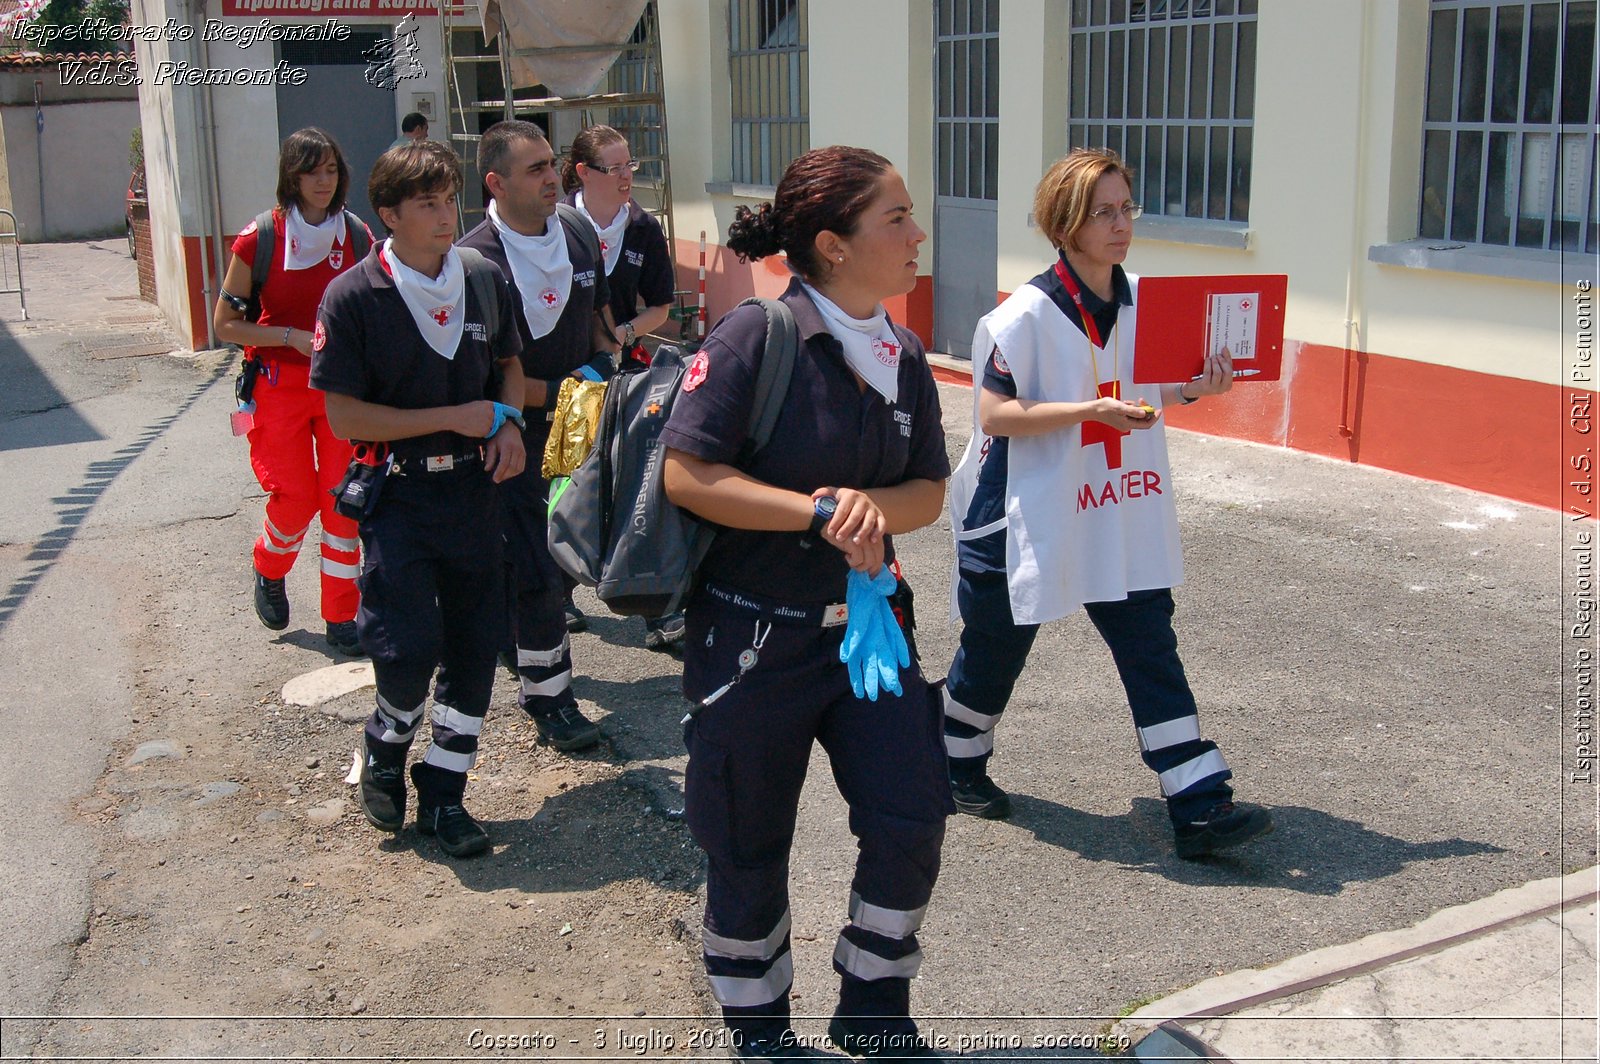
[656,0,1596,510]
[126,0,1595,510]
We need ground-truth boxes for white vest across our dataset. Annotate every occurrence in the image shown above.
[947,275,1184,625]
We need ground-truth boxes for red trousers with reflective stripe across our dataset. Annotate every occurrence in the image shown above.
[247,357,360,622]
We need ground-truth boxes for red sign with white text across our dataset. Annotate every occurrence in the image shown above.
[220,0,436,16]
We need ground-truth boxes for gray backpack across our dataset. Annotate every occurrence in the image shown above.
[546,298,798,617]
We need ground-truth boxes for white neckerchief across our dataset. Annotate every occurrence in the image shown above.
[575,190,628,276]
[801,283,902,404]
[284,205,346,272]
[383,239,465,359]
[488,200,571,339]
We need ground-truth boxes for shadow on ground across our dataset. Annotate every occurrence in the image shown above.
[1011,795,1503,894]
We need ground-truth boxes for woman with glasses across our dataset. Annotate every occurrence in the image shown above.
[562,124,685,650]
[561,124,675,371]
[941,148,1274,860]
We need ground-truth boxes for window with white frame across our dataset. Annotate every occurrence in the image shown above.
[1420,0,1596,253]
[728,0,809,186]
[1067,0,1258,224]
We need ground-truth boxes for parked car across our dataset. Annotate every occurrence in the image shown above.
[125,167,146,259]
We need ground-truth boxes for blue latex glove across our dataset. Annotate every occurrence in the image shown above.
[839,568,910,701]
[485,401,526,438]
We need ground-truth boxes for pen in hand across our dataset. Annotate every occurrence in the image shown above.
[1191,368,1262,381]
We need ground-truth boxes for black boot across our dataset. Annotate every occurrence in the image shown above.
[410,762,490,858]
[357,752,406,832]
[253,570,289,631]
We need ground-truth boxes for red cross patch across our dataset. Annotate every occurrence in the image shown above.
[312,320,326,352]
[872,338,901,367]
[683,349,709,392]
[430,306,451,326]
[991,349,1010,375]
[290,236,300,255]
[540,287,560,308]
[599,239,610,255]
[328,249,343,271]
[241,220,258,237]
[1081,380,1130,469]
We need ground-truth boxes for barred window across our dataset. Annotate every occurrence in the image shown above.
[1421,0,1597,253]
[728,0,809,186]
[936,0,1000,201]
[1067,0,1258,224]
[605,8,664,184]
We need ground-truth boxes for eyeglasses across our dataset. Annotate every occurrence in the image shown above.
[591,160,641,176]
[1087,203,1144,224]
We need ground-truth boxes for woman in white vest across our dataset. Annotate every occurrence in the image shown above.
[942,148,1274,860]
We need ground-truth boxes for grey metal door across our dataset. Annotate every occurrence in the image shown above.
[933,0,999,360]
[276,31,394,230]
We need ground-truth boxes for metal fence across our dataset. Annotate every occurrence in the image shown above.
[0,209,27,320]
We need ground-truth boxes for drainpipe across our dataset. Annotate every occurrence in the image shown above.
[33,80,46,239]
[197,0,228,348]
[182,0,218,348]
[1337,0,1373,440]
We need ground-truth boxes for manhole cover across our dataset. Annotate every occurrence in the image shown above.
[89,341,171,360]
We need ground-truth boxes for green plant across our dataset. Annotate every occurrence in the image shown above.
[128,125,142,172]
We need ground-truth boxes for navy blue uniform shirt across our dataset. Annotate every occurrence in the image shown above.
[959,255,1131,572]
[311,246,523,460]
[457,212,612,454]
[562,193,675,328]
[662,277,951,605]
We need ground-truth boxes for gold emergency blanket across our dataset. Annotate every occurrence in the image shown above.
[541,377,608,478]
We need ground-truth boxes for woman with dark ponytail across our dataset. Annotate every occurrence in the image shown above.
[661,146,951,1060]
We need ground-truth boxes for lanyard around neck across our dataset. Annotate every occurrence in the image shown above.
[1053,258,1119,390]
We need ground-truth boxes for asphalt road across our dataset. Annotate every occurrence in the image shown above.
[0,240,1589,1056]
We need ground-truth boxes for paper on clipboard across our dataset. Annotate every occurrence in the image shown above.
[1132,274,1287,383]
[1207,292,1259,362]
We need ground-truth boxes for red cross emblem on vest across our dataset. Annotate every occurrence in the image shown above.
[1081,380,1129,470]
[540,287,559,307]
[431,306,451,326]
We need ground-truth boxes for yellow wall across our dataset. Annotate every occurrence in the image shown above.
[655,0,1576,385]
[996,0,1568,387]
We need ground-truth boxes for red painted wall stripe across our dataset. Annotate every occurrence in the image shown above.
[936,335,1586,512]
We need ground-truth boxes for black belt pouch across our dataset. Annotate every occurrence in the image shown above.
[332,443,391,522]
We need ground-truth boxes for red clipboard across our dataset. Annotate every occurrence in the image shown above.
[1132,274,1288,383]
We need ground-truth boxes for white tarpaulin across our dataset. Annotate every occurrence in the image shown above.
[480,0,649,96]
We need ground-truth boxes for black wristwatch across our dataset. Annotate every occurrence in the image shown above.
[800,495,838,548]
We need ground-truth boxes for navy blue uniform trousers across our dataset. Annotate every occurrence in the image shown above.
[500,464,578,719]
[682,593,953,1042]
[356,467,505,805]
[944,567,1232,824]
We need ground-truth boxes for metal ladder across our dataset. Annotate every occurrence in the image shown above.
[438,0,677,263]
